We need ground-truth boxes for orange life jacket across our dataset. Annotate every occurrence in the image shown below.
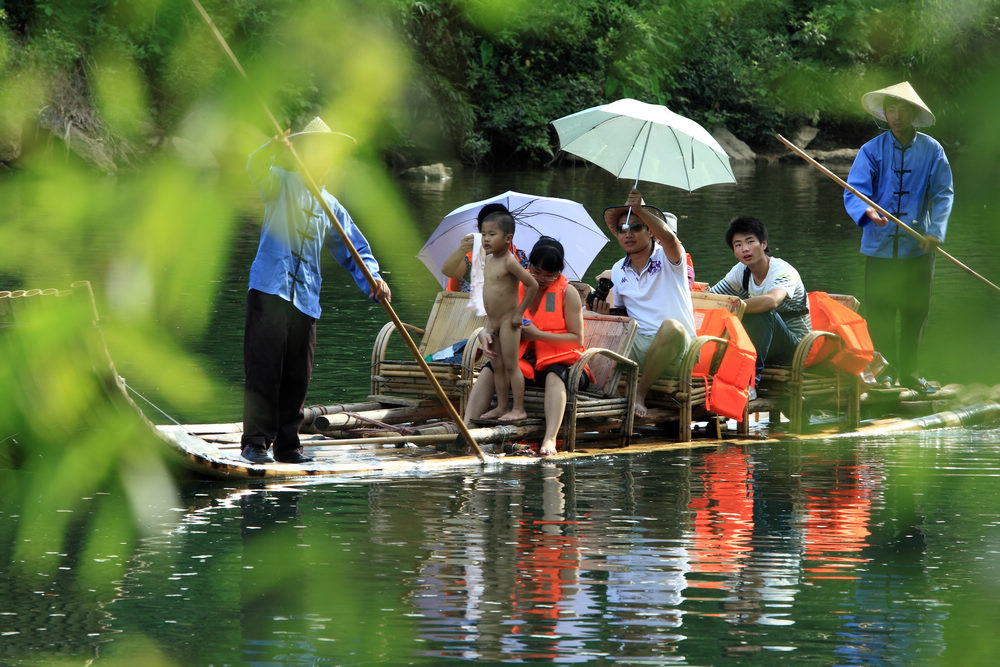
[517,275,593,382]
[692,308,757,422]
[803,291,874,375]
[446,242,521,292]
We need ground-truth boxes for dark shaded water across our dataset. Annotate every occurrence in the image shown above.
[4,161,1000,664]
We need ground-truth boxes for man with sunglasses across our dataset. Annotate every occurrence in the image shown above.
[589,188,696,419]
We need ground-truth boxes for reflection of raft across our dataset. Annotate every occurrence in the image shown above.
[4,283,1000,481]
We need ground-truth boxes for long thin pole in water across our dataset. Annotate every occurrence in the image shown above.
[189,0,488,462]
[776,134,1000,294]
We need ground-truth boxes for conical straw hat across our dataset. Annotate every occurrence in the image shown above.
[288,116,357,144]
[861,81,935,127]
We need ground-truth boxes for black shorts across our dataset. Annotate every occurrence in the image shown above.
[482,361,587,391]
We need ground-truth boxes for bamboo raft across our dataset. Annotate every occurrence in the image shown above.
[154,389,1000,480]
[5,283,1000,481]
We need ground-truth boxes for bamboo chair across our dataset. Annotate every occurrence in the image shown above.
[757,294,862,433]
[642,292,748,441]
[370,291,487,412]
[468,311,639,450]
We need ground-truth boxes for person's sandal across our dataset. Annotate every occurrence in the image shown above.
[872,374,894,389]
[903,376,937,394]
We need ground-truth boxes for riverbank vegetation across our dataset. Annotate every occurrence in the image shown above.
[2,0,1000,170]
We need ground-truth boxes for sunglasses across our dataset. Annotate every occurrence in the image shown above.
[618,222,648,234]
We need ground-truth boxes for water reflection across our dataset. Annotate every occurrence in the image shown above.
[4,431,989,663]
[800,458,876,580]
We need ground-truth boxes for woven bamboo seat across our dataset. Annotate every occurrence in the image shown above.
[756,294,862,433]
[466,310,639,450]
[642,291,749,441]
[370,291,487,412]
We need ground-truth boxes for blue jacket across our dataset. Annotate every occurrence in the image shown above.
[246,147,381,319]
[844,131,953,259]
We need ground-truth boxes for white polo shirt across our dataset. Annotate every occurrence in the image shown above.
[612,243,696,337]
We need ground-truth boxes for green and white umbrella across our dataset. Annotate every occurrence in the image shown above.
[552,98,736,192]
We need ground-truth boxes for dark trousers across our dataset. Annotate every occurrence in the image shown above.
[864,254,934,380]
[742,310,799,384]
[242,289,316,457]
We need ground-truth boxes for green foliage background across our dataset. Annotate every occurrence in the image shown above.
[3,0,1000,169]
[2,0,1000,663]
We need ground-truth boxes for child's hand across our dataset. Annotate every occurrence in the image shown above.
[511,314,525,329]
[479,330,497,360]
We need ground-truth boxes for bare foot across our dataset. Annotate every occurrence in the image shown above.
[539,439,557,456]
[498,408,527,422]
[479,406,506,420]
[634,401,648,420]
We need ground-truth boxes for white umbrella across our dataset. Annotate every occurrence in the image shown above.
[418,191,608,288]
[551,98,736,192]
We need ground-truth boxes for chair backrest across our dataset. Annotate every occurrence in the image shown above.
[828,293,860,313]
[418,291,487,356]
[691,291,746,320]
[581,312,637,394]
[569,281,593,306]
[690,292,747,371]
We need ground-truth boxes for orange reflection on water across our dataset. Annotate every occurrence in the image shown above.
[688,449,755,578]
[801,464,875,581]
[508,468,583,660]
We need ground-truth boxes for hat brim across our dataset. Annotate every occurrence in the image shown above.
[288,129,358,144]
[861,92,935,127]
[604,204,677,235]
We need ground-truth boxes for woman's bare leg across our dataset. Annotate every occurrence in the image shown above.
[539,371,567,456]
[463,366,495,423]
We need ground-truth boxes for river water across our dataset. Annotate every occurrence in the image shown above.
[3,160,1000,664]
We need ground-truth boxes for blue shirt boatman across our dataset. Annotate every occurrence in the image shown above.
[242,117,391,464]
[843,81,954,394]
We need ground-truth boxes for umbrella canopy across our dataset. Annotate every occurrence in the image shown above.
[551,98,736,191]
[418,191,608,288]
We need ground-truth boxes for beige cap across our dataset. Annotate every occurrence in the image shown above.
[288,116,357,144]
[861,81,935,127]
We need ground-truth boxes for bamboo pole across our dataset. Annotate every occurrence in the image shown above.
[776,134,1000,293]
[302,423,540,448]
[314,405,445,432]
[189,0,487,461]
[302,401,385,425]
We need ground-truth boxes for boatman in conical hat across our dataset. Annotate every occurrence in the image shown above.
[241,117,391,465]
[843,81,954,394]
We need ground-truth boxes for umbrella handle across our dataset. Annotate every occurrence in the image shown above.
[622,123,653,227]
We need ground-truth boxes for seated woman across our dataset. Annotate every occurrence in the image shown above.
[462,237,590,456]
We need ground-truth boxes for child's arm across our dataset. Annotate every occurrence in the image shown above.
[507,255,538,327]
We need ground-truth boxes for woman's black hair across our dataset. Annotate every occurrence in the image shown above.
[724,216,770,254]
[529,236,565,273]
